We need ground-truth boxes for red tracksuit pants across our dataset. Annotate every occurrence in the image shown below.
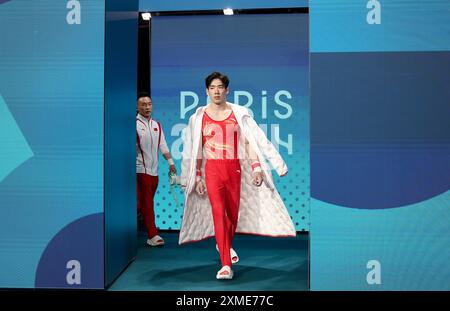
[205,159,241,267]
[137,173,159,238]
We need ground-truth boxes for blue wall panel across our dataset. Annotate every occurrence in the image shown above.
[310,193,450,290]
[0,0,104,288]
[310,0,450,290]
[104,0,139,287]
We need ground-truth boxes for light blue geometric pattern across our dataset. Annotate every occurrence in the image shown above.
[0,94,33,183]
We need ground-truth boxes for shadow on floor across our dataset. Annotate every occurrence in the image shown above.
[109,231,309,291]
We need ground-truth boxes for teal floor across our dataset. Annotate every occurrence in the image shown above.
[108,232,309,291]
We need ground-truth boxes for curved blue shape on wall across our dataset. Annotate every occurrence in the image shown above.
[311,144,450,209]
[35,213,104,289]
[311,52,450,209]
[0,93,33,183]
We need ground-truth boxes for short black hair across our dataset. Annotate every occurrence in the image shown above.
[137,91,150,100]
[205,72,229,88]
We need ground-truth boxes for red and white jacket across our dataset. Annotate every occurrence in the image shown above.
[136,114,169,176]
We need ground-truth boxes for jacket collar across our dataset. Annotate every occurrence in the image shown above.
[137,113,152,124]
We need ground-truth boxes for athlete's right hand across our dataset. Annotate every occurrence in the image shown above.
[195,179,206,195]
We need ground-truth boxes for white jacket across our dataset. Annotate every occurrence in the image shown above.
[179,103,296,244]
[136,114,169,176]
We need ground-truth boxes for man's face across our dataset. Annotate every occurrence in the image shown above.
[137,97,152,118]
[206,78,229,105]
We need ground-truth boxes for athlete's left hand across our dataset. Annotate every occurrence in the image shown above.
[252,171,263,187]
[169,165,177,175]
